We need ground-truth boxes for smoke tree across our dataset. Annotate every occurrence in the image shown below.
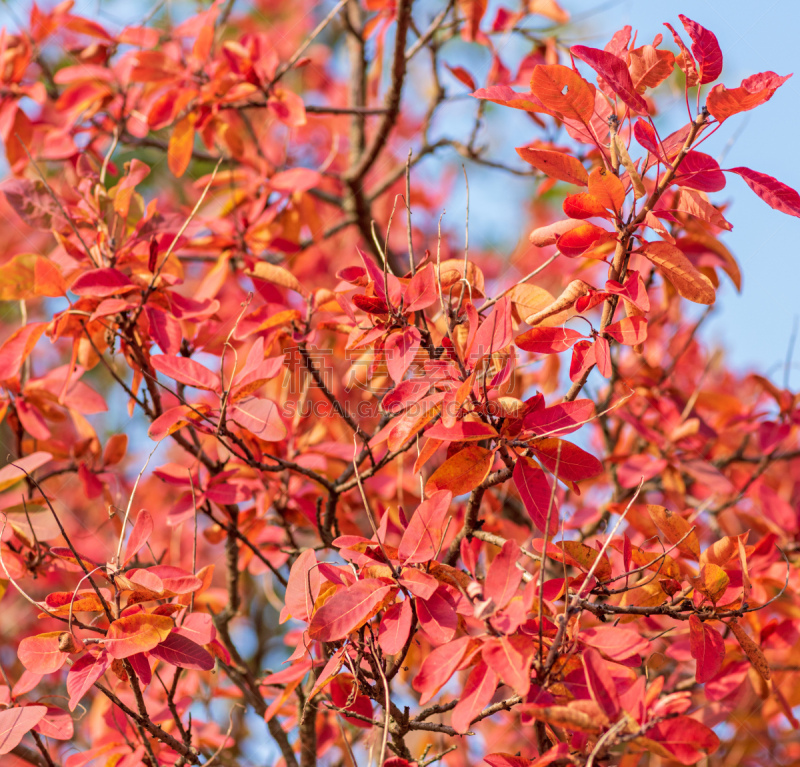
[0,1,799,766]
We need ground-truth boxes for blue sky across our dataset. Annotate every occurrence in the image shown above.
[565,0,800,385]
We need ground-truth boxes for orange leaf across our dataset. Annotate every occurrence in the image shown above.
[516,147,588,186]
[530,65,595,124]
[640,241,715,304]
[168,115,196,178]
[424,445,493,497]
[647,505,701,559]
[729,620,770,681]
[105,614,173,659]
[588,167,626,213]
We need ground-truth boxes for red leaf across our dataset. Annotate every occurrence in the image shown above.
[329,674,374,728]
[308,579,394,642]
[515,326,585,354]
[378,599,413,655]
[451,661,498,734]
[633,118,663,159]
[123,509,153,566]
[151,354,221,393]
[556,222,616,257]
[484,539,522,611]
[445,63,476,91]
[604,316,647,345]
[485,755,531,767]
[513,458,558,535]
[150,631,215,670]
[648,716,720,764]
[563,192,609,219]
[398,490,452,564]
[689,615,726,683]
[0,705,47,755]
[674,152,726,192]
[412,636,472,705]
[515,147,588,186]
[531,438,604,482]
[417,587,458,644]
[678,15,722,84]
[71,268,135,297]
[570,339,596,381]
[523,399,595,436]
[582,647,620,719]
[728,166,800,218]
[571,45,648,113]
[663,23,699,87]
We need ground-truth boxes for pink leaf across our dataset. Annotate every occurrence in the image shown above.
[18,632,69,674]
[229,398,287,441]
[151,354,221,393]
[0,705,48,755]
[123,509,153,566]
[413,636,472,705]
[484,539,522,611]
[385,326,422,382]
[280,549,320,623]
[582,647,621,719]
[451,661,498,734]
[378,599,413,655]
[398,491,452,565]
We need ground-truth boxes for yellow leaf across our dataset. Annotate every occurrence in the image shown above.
[168,114,196,178]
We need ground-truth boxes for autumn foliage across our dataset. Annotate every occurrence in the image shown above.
[1,2,800,766]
